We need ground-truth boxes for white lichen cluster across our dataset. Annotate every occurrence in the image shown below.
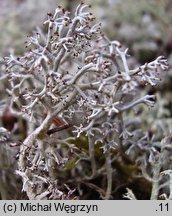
[0,3,169,199]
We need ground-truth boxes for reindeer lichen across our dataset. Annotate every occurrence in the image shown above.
[0,3,169,199]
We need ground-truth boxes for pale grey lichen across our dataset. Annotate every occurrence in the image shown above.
[0,3,170,200]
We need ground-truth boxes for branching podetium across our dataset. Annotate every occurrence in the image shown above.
[1,2,168,200]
